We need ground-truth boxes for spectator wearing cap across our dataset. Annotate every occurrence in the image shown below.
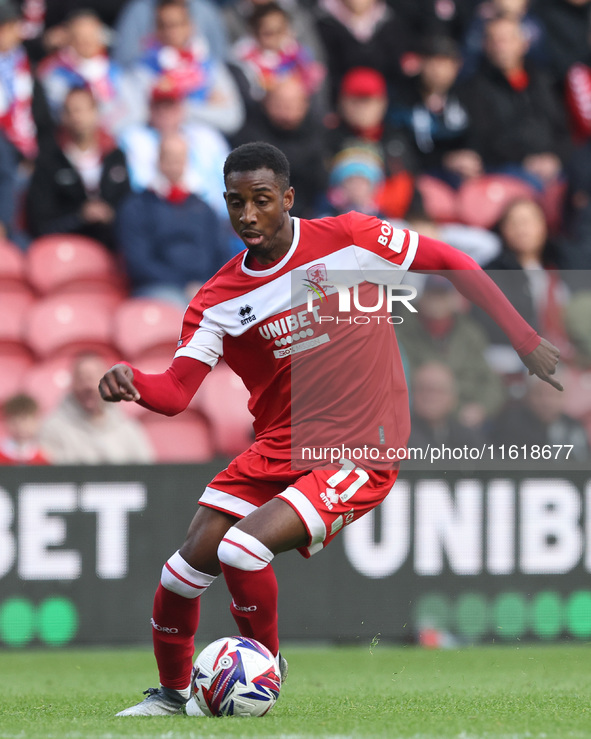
[0,1,52,245]
[117,78,229,221]
[389,35,482,188]
[26,86,130,250]
[460,15,570,190]
[124,0,244,136]
[37,9,131,135]
[325,143,385,216]
[327,66,420,219]
[116,132,229,308]
[315,0,412,106]
[231,75,328,218]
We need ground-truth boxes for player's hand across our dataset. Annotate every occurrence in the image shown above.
[521,338,563,391]
[98,364,141,402]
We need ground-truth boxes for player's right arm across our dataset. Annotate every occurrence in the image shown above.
[99,287,224,414]
[99,356,211,416]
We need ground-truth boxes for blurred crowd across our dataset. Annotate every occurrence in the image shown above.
[1,0,591,464]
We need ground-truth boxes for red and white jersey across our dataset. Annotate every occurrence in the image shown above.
[176,212,419,463]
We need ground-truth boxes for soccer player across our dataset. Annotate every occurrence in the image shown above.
[99,142,561,716]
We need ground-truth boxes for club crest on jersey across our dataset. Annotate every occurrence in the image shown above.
[304,264,330,304]
[307,263,327,284]
[238,304,257,325]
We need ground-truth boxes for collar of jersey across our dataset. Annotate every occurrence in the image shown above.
[241,217,300,277]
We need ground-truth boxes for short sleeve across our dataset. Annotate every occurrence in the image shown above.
[346,211,419,274]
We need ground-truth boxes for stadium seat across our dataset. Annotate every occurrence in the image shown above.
[24,293,117,359]
[26,234,127,297]
[113,298,185,360]
[195,362,254,457]
[456,175,537,229]
[0,350,34,404]
[0,289,35,348]
[21,355,75,413]
[416,175,458,223]
[0,239,27,292]
[140,409,215,463]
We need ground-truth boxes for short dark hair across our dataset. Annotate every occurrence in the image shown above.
[223,142,290,191]
[3,393,39,419]
[156,0,188,12]
[249,2,289,31]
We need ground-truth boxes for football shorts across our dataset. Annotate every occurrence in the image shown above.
[199,447,399,557]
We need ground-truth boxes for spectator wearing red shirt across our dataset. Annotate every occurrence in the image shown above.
[0,394,49,465]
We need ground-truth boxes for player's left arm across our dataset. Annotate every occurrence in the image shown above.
[410,235,562,391]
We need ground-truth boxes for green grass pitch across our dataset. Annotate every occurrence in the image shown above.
[1,644,590,738]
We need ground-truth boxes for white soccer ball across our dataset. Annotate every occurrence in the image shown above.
[190,636,281,717]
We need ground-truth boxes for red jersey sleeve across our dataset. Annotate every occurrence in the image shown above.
[123,287,222,417]
[129,356,211,416]
[345,210,419,272]
[411,235,541,356]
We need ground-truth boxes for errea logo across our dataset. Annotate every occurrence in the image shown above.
[238,305,257,325]
[320,488,340,510]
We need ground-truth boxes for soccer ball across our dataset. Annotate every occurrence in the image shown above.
[190,636,281,717]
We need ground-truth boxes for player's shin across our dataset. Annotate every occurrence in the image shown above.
[218,527,279,656]
[153,550,217,691]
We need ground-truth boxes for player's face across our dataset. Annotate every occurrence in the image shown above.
[224,168,295,264]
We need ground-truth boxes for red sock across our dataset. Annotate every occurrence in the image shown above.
[221,562,279,655]
[152,583,200,690]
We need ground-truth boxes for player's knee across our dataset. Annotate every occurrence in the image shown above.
[160,550,217,598]
[217,527,274,571]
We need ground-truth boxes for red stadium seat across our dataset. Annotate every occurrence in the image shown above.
[24,293,117,359]
[195,362,254,457]
[21,355,75,412]
[141,409,215,463]
[416,175,458,223]
[0,289,35,348]
[0,240,27,292]
[0,350,34,404]
[456,175,537,229]
[113,298,184,360]
[26,234,127,297]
